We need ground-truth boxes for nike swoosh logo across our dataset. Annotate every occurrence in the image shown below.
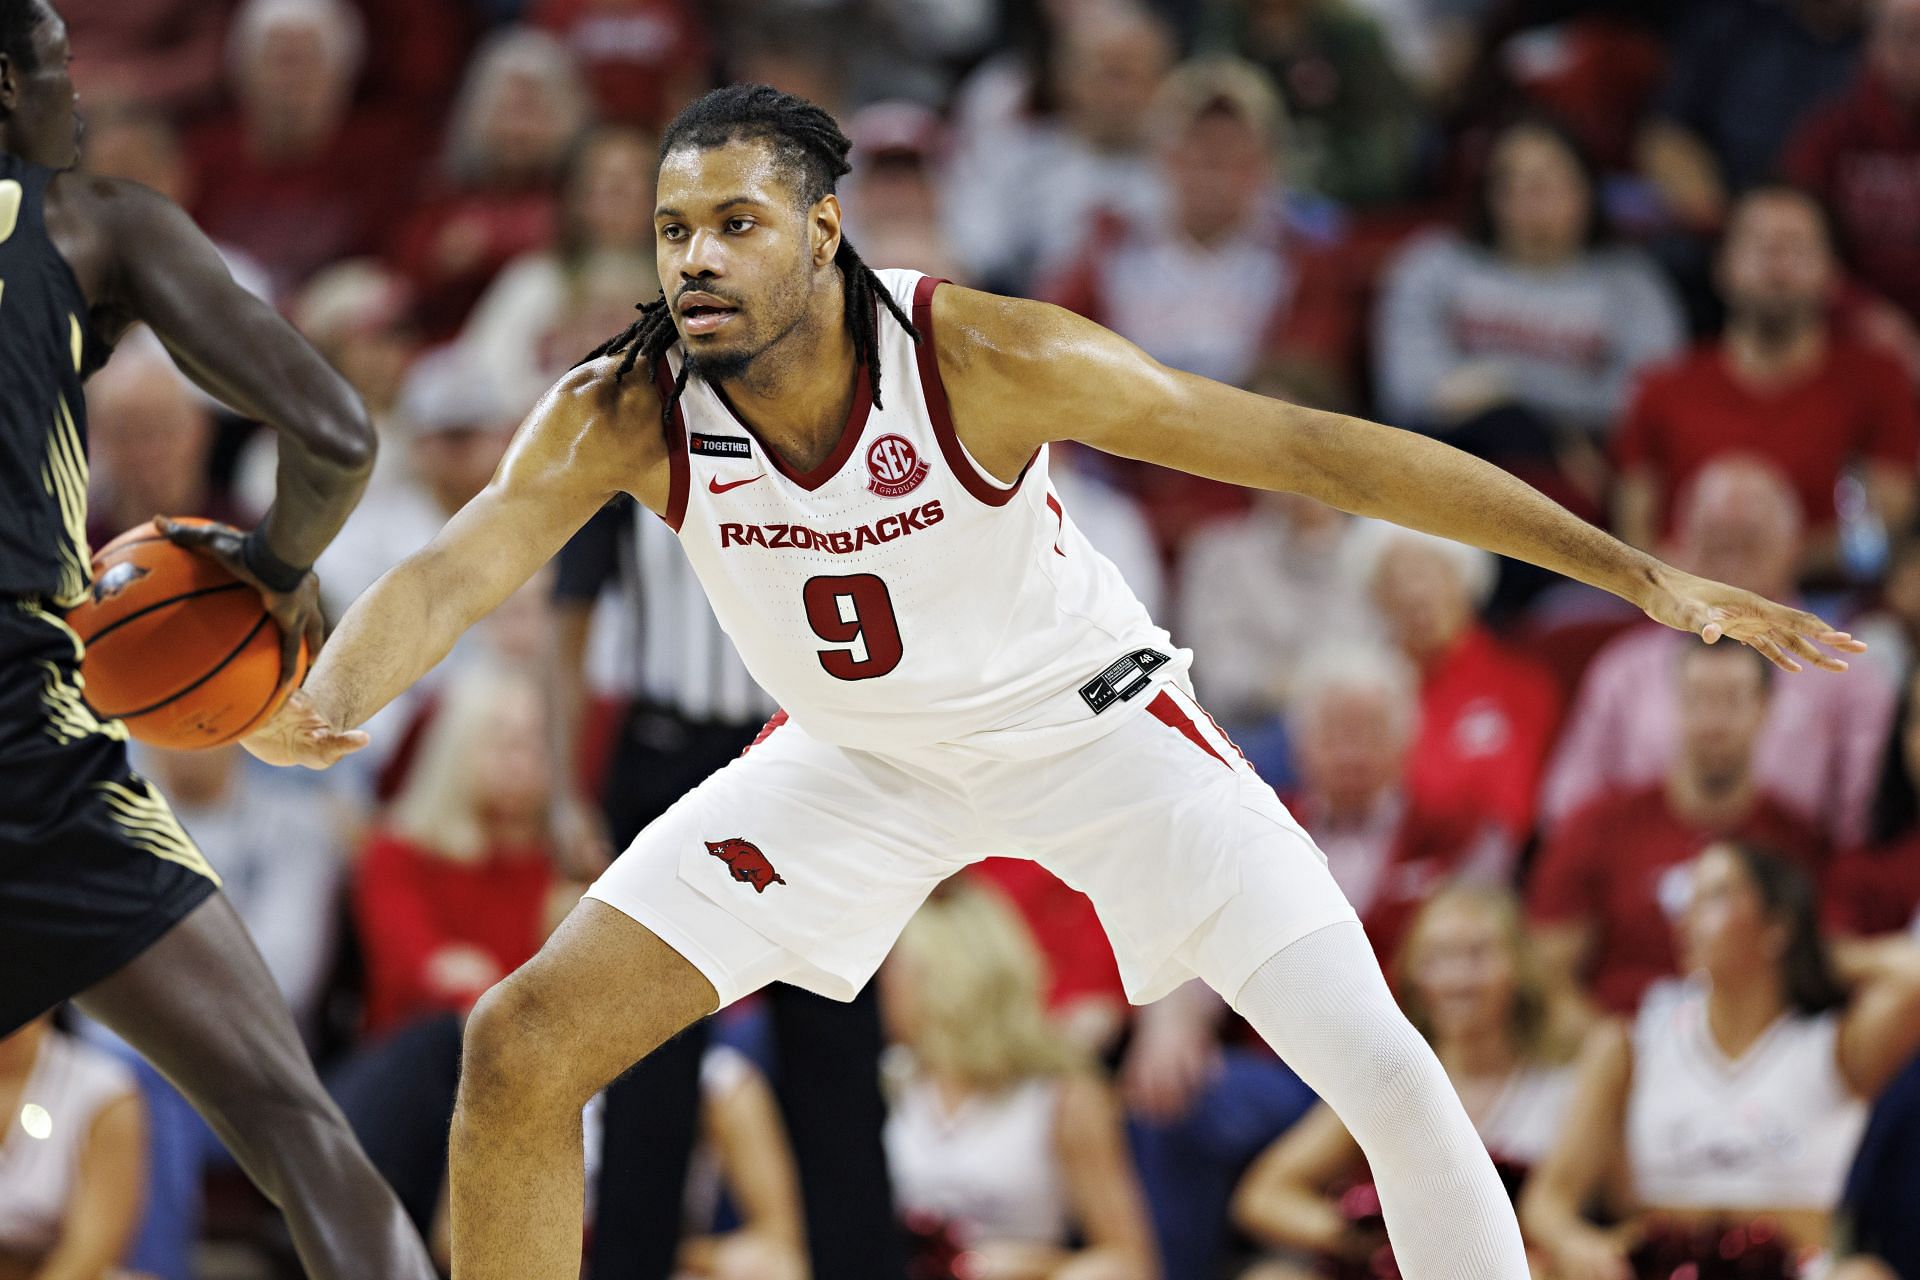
[708,473,767,494]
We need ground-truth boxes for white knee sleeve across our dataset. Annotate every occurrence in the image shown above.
[1230,921,1529,1280]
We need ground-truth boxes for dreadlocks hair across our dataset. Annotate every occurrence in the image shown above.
[580,83,920,438]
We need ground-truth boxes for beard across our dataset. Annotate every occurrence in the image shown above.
[682,343,757,383]
[1733,297,1821,348]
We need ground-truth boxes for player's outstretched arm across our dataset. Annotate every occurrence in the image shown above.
[933,287,1863,675]
[244,361,667,769]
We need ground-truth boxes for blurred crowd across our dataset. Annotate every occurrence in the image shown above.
[9,0,1920,1278]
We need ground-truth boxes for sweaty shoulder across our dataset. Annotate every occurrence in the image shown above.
[518,355,673,518]
[926,282,1177,474]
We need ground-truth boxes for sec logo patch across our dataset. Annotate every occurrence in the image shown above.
[866,434,929,497]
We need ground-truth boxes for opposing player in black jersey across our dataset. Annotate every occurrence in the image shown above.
[0,4,434,1276]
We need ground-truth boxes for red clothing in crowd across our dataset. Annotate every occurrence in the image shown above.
[352,830,555,1037]
[188,112,421,295]
[532,0,710,130]
[966,858,1125,1013]
[1828,835,1920,936]
[1527,784,1826,1014]
[1406,625,1562,842]
[387,184,558,341]
[1786,73,1920,324]
[1614,339,1919,538]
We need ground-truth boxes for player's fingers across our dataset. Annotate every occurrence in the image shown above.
[1749,634,1801,673]
[155,516,213,547]
[1778,628,1844,672]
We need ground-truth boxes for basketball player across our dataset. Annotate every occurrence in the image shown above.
[252,86,1864,1279]
[0,4,433,1277]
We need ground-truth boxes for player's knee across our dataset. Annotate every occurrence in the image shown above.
[1313,1010,1444,1137]
[460,974,599,1113]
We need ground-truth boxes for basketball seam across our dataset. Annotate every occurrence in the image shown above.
[113,610,273,721]
[82,580,252,647]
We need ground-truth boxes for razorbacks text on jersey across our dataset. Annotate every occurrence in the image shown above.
[658,270,1187,755]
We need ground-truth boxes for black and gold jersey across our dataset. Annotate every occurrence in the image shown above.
[0,155,104,608]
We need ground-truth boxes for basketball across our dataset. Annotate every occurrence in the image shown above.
[64,519,309,750]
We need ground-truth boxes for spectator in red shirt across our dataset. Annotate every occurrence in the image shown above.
[532,0,710,132]
[1786,0,1920,326]
[1528,641,1826,1017]
[387,29,589,342]
[352,662,569,1037]
[61,0,227,119]
[1285,643,1515,964]
[188,0,417,294]
[1615,188,1919,566]
[1543,456,1899,849]
[1353,521,1562,842]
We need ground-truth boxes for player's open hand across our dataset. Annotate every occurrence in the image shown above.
[157,517,324,687]
[1640,565,1868,673]
[241,687,368,769]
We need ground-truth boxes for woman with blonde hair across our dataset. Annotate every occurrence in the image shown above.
[1233,885,1581,1278]
[880,883,1159,1280]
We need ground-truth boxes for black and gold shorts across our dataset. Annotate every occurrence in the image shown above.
[0,596,217,1035]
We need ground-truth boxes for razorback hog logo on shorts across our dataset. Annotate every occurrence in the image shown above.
[865,433,929,497]
[705,838,787,893]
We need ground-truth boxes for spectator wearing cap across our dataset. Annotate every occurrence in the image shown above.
[1353,521,1561,844]
[388,29,589,342]
[945,1,1175,294]
[1786,0,1920,327]
[1528,642,1827,1018]
[531,0,711,131]
[840,102,966,284]
[1614,189,1917,572]
[188,0,417,294]
[1543,456,1898,849]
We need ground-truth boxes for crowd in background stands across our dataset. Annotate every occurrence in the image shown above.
[6,0,1920,1278]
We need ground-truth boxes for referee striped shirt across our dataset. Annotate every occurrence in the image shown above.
[554,498,777,727]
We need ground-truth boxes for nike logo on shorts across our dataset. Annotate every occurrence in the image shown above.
[709,474,767,494]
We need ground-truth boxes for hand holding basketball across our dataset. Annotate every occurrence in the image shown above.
[240,687,369,770]
[157,517,324,689]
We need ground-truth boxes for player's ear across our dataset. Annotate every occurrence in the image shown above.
[811,193,842,269]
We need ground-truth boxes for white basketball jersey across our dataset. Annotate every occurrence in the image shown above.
[656,270,1186,755]
[1626,978,1866,1211]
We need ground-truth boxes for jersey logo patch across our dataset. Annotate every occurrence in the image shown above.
[1079,649,1171,714]
[691,433,753,459]
[91,562,150,602]
[705,837,787,892]
[865,434,929,497]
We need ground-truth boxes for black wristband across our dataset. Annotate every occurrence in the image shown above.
[241,528,310,594]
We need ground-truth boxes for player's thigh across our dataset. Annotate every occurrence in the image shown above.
[588,713,975,1007]
[1020,685,1356,1003]
[462,898,723,1107]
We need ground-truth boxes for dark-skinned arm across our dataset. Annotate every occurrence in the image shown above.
[935,287,1862,674]
[243,360,667,769]
[54,173,376,672]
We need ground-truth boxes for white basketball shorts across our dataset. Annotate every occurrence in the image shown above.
[585,681,1358,1007]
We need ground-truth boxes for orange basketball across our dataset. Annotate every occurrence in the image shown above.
[65,518,309,750]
